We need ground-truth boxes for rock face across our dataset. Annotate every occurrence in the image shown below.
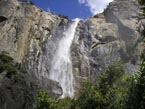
[72,0,144,89]
[0,72,38,109]
[0,0,144,108]
[0,0,66,108]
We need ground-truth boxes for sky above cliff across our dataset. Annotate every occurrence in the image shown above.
[31,0,113,19]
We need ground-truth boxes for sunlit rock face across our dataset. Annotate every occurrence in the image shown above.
[0,0,144,108]
[72,0,143,92]
[0,0,67,108]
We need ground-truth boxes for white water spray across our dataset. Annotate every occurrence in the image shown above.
[49,18,80,98]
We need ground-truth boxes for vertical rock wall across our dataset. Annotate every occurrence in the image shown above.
[0,0,144,107]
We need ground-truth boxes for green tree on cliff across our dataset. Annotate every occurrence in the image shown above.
[124,54,145,109]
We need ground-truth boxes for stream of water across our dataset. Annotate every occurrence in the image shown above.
[49,18,80,98]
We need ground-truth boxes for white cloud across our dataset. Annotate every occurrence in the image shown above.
[78,0,114,15]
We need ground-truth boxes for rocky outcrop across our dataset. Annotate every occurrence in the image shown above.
[0,0,67,62]
[72,0,144,92]
[0,0,66,108]
[0,73,38,109]
[0,0,144,108]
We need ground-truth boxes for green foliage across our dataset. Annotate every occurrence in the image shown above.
[0,63,17,78]
[76,62,132,109]
[35,90,75,109]
[138,0,145,5]
[56,98,74,109]
[0,51,13,63]
[17,6,21,10]
[75,82,104,109]
[99,62,124,95]
[125,54,145,109]
[0,51,18,78]
[138,0,145,16]
[35,90,57,109]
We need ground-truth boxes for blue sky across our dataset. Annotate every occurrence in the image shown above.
[31,0,113,19]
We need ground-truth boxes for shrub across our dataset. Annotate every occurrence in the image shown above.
[56,97,74,109]
[29,1,35,5]
[35,90,56,109]
[17,6,21,10]
[58,14,68,19]
[0,52,13,63]
[35,90,75,109]
[76,62,132,109]
[0,63,17,78]
[76,82,103,109]
[0,51,18,78]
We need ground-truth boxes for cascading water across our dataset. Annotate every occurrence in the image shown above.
[49,18,80,98]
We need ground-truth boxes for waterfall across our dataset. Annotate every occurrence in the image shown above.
[49,18,80,98]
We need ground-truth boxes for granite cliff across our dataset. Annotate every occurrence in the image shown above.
[0,0,144,108]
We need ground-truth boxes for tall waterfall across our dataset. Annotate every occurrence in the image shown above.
[49,18,80,98]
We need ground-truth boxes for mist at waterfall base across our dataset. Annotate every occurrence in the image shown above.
[49,19,80,98]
